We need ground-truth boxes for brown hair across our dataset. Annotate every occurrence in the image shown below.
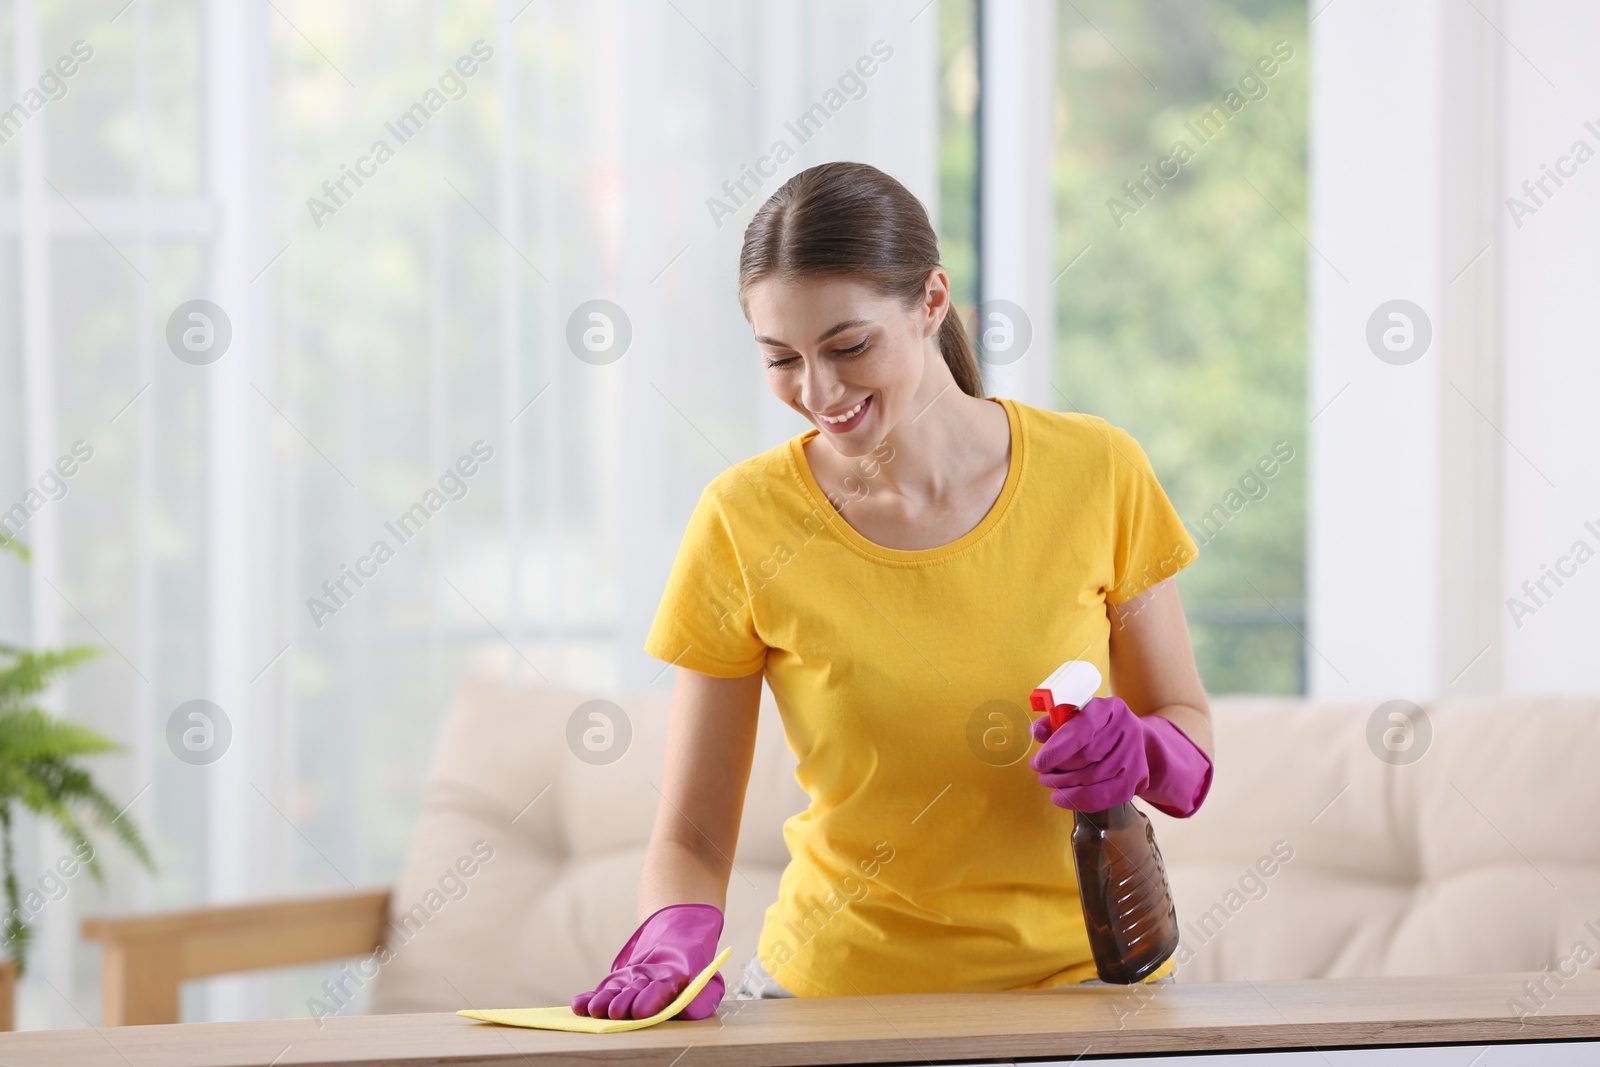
[737,161,984,398]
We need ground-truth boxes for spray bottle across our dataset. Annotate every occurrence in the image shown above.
[1031,660,1180,984]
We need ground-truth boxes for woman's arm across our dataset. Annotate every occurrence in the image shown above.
[1106,577,1213,760]
[637,664,764,919]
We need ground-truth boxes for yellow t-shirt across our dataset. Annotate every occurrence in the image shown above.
[643,395,1199,996]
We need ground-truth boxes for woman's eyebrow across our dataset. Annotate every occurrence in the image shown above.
[755,318,873,348]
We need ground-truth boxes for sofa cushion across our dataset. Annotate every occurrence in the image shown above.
[1155,694,1600,981]
[369,656,802,1013]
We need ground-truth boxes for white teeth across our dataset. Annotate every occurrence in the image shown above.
[819,398,866,424]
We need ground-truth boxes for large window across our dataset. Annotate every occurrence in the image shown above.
[0,0,1306,1028]
[1050,0,1309,693]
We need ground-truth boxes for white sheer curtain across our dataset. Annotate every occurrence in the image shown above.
[0,0,940,1025]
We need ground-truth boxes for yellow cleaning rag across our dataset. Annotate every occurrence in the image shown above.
[457,947,734,1034]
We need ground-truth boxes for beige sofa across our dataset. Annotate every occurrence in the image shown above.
[365,658,1600,1011]
[82,656,1600,1022]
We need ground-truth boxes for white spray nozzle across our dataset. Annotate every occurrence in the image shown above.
[1034,660,1102,710]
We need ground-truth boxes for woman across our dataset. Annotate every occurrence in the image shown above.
[571,161,1214,1020]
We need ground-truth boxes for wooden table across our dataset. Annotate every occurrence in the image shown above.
[2,971,1597,1066]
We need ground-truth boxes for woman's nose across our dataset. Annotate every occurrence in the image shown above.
[797,362,842,414]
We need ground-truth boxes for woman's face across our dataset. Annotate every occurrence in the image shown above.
[746,272,946,457]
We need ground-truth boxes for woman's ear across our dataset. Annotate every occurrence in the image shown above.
[922,267,952,338]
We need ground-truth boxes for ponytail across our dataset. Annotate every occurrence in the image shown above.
[936,303,984,398]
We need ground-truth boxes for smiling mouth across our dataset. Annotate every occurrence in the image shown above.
[816,396,869,425]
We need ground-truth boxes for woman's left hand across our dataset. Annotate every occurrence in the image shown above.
[1029,696,1212,816]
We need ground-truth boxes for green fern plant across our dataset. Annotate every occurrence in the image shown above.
[0,534,155,976]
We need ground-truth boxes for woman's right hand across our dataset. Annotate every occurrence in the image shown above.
[570,902,727,1020]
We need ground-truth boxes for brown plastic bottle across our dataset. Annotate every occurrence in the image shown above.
[1031,665,1180,985]
[1069,801,1180,984]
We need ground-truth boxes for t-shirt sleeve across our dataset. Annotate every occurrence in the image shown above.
[1103,422,1199,605]
[643,482,769,678]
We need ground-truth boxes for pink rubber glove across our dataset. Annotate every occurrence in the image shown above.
[1029,696,1213,818]
[571,903,726,1020]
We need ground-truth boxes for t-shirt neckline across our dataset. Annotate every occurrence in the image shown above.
[786,395,1024,564]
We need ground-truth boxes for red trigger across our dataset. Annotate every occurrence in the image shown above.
[1029,687,1079,734]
